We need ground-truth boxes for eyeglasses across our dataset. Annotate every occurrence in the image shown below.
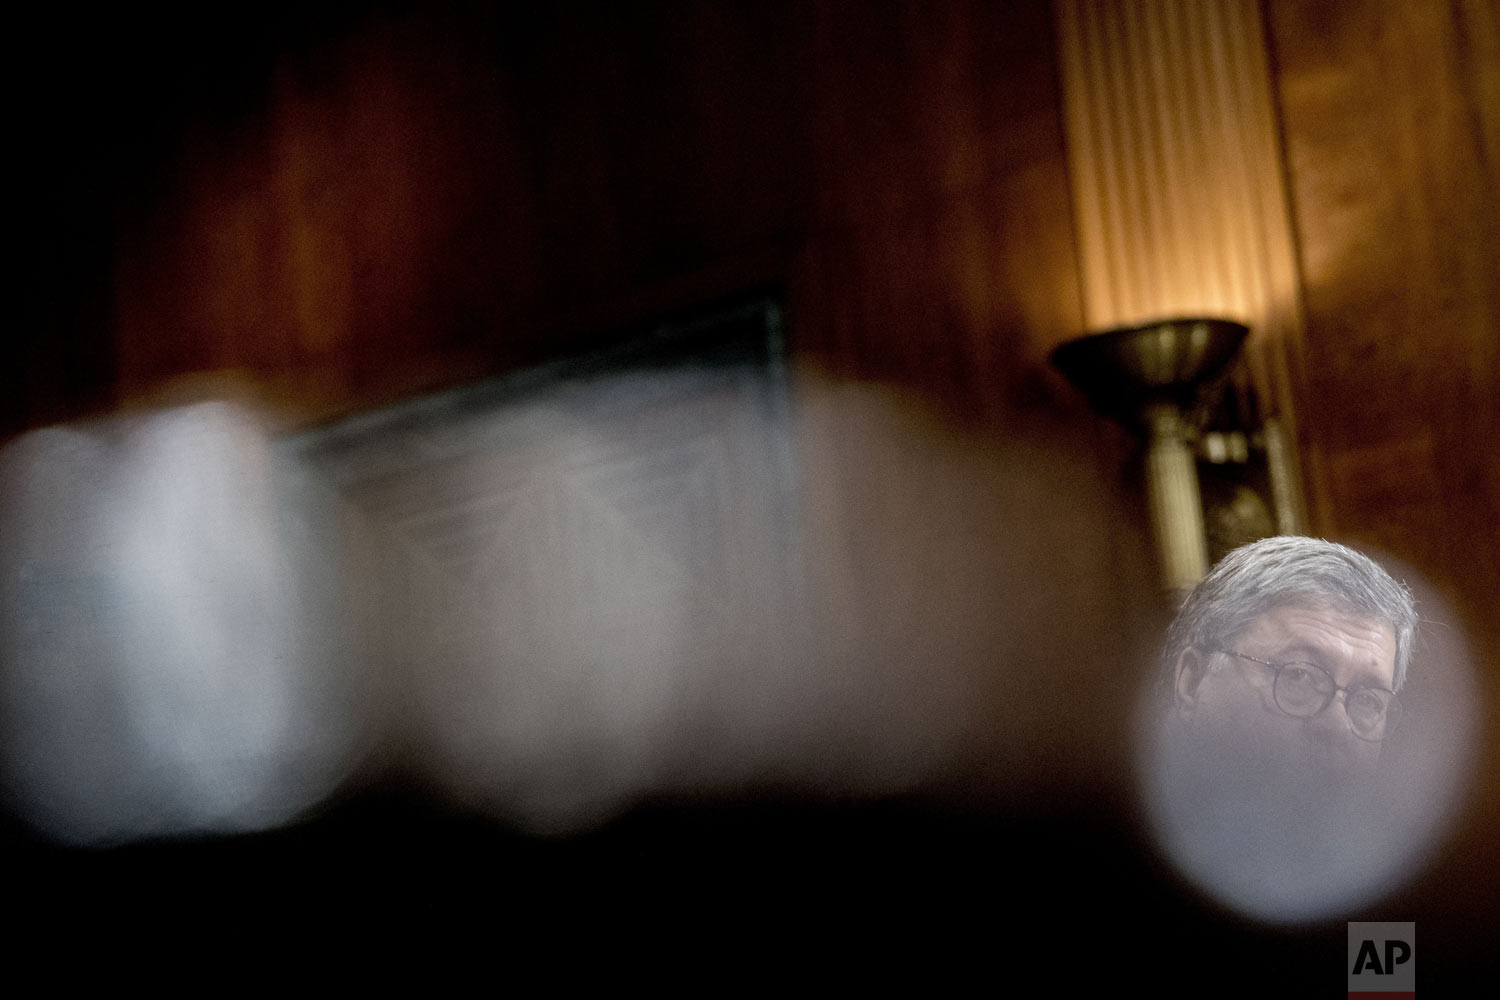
[1208,649,1402,742]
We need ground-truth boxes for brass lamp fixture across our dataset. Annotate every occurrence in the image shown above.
[1051,317,1249,595]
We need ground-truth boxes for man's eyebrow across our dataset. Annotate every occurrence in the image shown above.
[1270,642,1327,663]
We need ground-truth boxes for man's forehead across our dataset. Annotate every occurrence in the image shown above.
[1239,603,1397,684]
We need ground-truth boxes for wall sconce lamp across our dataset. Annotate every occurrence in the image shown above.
[1051,317,1249,595]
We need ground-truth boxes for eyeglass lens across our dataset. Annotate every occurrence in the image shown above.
[1273,663,1396,738]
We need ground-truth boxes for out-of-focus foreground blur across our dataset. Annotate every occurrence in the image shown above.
[5,0,1497,985]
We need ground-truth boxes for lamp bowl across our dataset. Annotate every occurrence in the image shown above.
[1049,317,1249,428]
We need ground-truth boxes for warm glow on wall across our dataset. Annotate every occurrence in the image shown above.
[1053,0,1303,417]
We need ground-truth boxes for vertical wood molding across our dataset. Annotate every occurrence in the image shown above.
[1054,0,1314,528]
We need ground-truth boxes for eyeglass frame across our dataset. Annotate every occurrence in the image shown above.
[1205,648,1402,742]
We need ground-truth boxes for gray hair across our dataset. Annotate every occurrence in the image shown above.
[1161,536,1418,697]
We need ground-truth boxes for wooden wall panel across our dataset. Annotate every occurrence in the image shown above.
[10,2,1093,434]
[1266,0,1500,664]
[798,0,1087,421]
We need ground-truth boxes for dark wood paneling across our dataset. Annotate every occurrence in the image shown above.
[13,1,1086,431]
[1267,0,1500,662]
[85,3,824,423]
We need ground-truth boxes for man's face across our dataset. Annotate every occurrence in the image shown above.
[1174,604,1398,776]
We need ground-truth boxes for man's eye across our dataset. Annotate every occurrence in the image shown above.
[1281,664,1332,693]
[1348,689,1385,717]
